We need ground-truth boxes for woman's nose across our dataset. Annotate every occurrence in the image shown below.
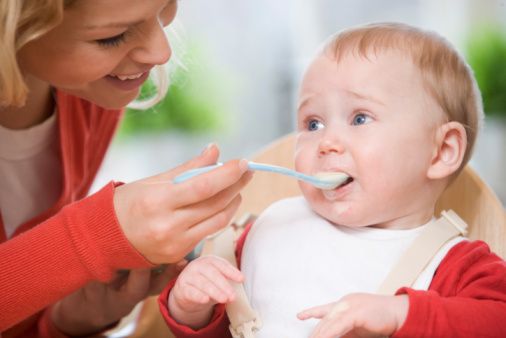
[130,22,172,66]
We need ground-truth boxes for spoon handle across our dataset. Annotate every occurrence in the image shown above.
[246,161,317,183]
[173,161,320,186]
[172,163,224,183]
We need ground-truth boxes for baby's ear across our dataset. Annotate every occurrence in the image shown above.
[427,121,467,179]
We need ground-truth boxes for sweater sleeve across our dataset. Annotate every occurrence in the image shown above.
[0,182,152,332]
[393,240,506,338]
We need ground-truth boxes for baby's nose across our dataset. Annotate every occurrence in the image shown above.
[318,137,345,155]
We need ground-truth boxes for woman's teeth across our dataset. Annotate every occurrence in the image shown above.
[110,73,144,81]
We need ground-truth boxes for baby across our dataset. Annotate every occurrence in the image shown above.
[159,22,506,337]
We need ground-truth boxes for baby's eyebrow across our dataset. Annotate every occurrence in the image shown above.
[297,94,315,111]
[345,89,385,106]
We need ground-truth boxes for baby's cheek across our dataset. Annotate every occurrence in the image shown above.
[299,182,318,203]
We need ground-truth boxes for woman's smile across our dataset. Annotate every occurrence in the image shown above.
[104,70,150,91]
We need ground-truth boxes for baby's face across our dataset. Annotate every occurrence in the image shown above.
[295,49,446,229]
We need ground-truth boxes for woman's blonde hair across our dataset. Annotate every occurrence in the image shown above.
[0,0,72,107]
[0,0,169,109]
[325,22,484,171]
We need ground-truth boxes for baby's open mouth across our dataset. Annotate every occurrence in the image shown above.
[314,171,353,190]
[338,176,354,189]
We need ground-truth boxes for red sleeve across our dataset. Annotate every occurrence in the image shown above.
[158,223,254,337]
[0,182,152,333]
[393,240,506,338]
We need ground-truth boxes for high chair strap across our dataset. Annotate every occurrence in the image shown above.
[376,209,468,295]
[208,225,262,338]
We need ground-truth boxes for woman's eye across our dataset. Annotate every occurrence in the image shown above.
[307,119,324,131]
[96,33,127,47]
[352,113,371,126]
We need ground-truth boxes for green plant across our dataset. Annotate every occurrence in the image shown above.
[466,25,506,117]
[118,46,228,137]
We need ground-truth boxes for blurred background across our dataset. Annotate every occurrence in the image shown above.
[92,0,506,205]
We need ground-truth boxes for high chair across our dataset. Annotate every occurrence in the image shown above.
[105,133,506,338]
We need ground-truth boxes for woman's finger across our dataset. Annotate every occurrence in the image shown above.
[160,143,221,179]
[168,159,249,208]
[185,195,243,243]
[170,171,253,228]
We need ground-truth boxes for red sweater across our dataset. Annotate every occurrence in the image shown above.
[159,223,506,338]
[0,91,151,337]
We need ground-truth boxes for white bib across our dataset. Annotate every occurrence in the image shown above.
[241,196,463,338]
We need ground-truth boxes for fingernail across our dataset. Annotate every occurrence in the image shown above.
[201,142,215,155]
[239,159,249,172]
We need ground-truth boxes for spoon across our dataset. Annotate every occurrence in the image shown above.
[173,161,349,190]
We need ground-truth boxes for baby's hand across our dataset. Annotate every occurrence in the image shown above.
[168,255,243,329]
[297,293,408,338]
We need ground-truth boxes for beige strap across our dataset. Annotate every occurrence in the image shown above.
[208,224,261,338]
[377,210,468,295]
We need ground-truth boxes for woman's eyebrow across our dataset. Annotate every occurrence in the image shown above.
[84,0,178,30]
[84,20,143,30]
[83,0,177,30]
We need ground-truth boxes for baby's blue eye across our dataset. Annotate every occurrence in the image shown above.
[352,113,371,126]
[307,119,324,131]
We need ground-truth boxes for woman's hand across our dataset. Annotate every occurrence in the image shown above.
[113,144,252,264]
[51,263,186,336]
[168,255,243,329]
[298,293,409,338]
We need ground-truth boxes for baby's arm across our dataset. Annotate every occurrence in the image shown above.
[393,240,506,338]
[166,255,243,329]
[299,240,506,338]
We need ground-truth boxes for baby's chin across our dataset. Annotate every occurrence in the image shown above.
[309,200,355,226]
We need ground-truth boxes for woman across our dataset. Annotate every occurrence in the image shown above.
[0,0,251,336]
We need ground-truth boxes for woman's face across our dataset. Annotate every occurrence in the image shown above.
[17,0,177,109]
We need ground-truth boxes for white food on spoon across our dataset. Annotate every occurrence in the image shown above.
[313,171,350,190]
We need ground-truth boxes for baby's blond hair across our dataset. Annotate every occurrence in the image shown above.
[325,22,484,171]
